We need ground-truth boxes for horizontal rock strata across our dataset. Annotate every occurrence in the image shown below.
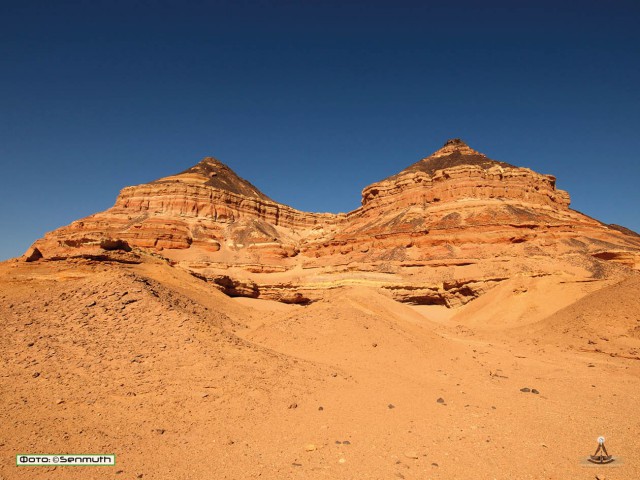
[27,140,640,305]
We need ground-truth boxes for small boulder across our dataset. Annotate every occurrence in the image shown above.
[24,247,43,262]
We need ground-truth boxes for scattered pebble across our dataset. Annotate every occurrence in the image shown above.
[152,428,165,435]
[304,444,316,452]
[436,397,445,404]
[431,462,439,467]
[289,403,298,409]
[388,403,395,409]
[318,406,323,411]
[292,462,302,467]
[338,458,346,464]
[404,451,419,459]
[372,343,378,347]
[343,440,351,445]
[520,387,540,394]
[56,399,64,405]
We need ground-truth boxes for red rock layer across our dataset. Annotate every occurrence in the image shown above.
[27,140,640,305]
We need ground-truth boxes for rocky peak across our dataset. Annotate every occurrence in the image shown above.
[430,138,484,159]
[198,156,223,166]
[444,138,467,147]
[153,156,272,201]
[360,139,571,209]
[389,139,514,178]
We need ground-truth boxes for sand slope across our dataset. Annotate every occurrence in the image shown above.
[1,259,639,479]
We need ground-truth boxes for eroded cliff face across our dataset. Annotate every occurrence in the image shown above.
[32,157,340,262]
[26,140,640,306]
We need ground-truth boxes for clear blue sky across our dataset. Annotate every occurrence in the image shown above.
[1,1,639,260]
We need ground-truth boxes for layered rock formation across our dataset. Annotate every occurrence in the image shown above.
[27,139,640,306]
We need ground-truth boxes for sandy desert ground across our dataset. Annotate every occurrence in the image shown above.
[1,256,638,480]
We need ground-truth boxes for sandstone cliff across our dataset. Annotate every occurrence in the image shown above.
[27,139,640,306]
